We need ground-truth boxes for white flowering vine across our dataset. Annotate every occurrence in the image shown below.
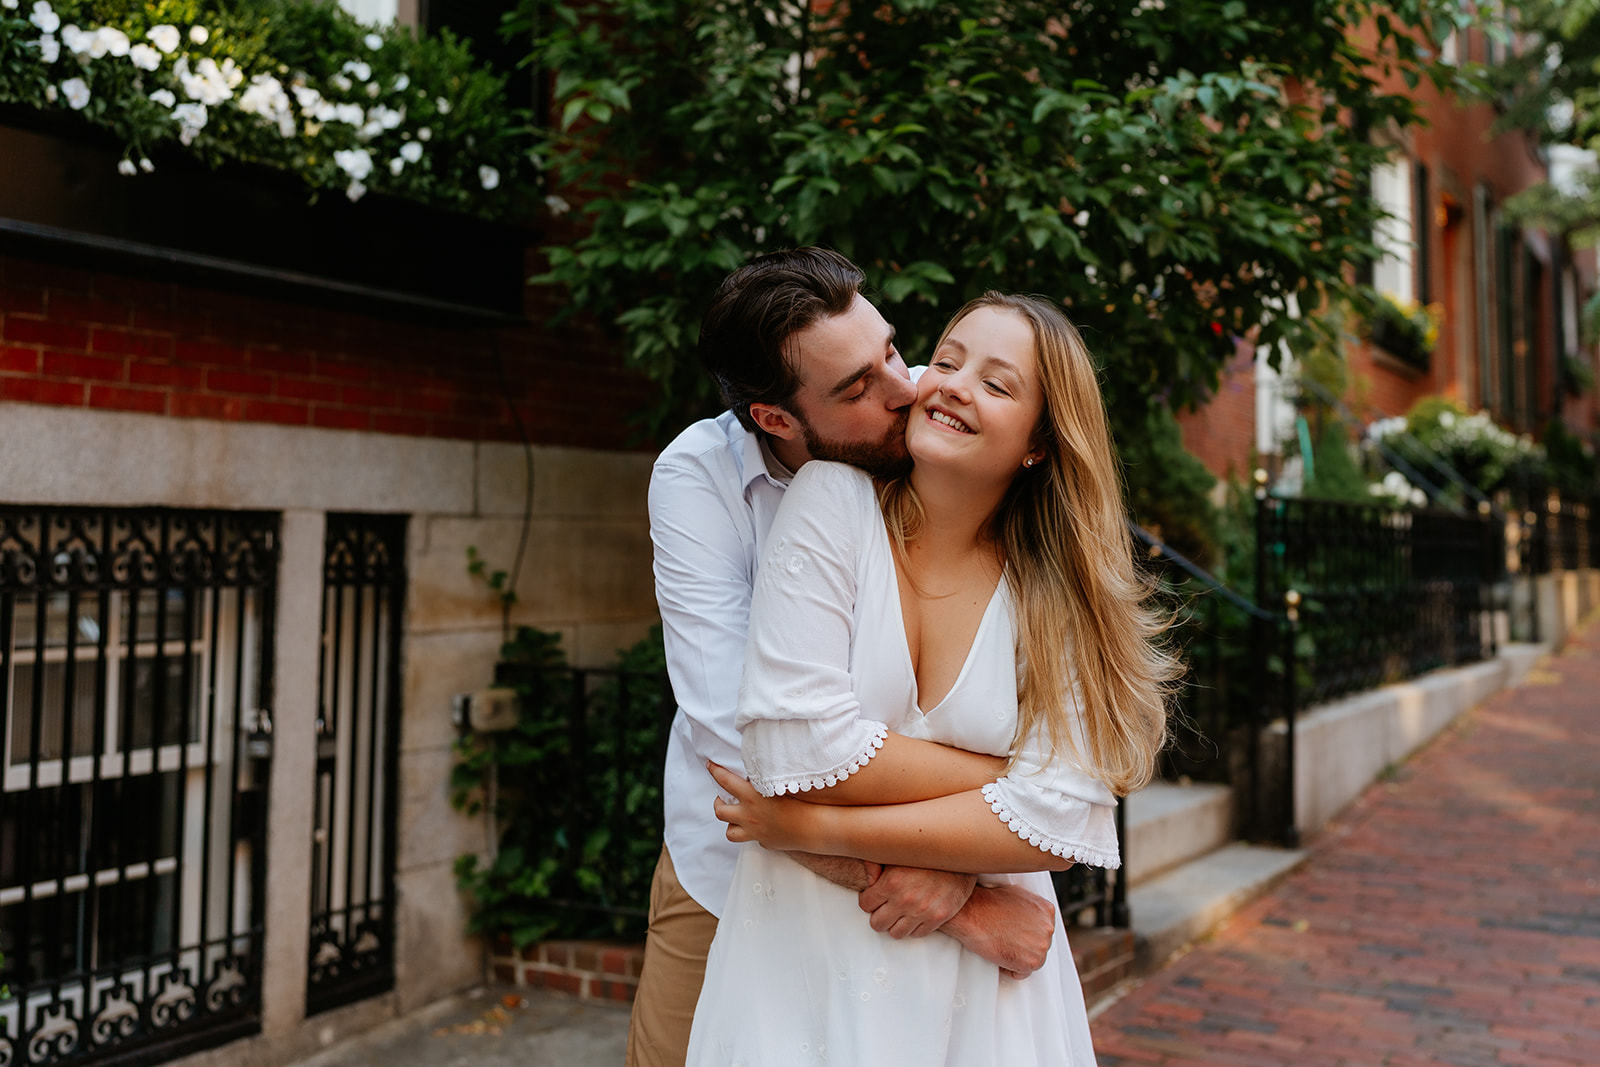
[0,0,535,217]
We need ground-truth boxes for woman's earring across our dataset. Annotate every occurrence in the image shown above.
[1024,457,1035,468]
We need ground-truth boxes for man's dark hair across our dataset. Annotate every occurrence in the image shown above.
[698,248,865,433]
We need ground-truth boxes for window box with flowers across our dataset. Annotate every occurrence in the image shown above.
[0,0,543,320]
[1365,292,1441,372]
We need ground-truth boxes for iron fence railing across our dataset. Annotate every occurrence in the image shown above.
[1257,497,1500,710]
[0,507,277,1067]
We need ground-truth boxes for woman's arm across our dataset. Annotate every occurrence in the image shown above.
[784,731,1006,806]
[737,463,1004,802]
[710,763,1073,873]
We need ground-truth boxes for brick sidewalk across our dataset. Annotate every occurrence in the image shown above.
[1091,616,1600,1066]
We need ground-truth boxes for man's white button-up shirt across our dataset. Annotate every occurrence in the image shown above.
[649,410,793,916]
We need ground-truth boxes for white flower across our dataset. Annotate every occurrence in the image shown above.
[189,25,208,44]
[1074,210,1090,227]
[388,157,404,176]
[44,84,56,102]
[334,102,363,125]
[417,126,431,141]
[342,60,372,82]
[330,74,352,93]
[333,147,373,180]
[117,159,137,176]
[176,56,240,105]
[364,33,383,50]
[359,119,383,139]
[37,34,59,62]
[139,157,153,173]
[479,165,500,190]
[171,102,208,145]
[1,1,18,11]
[239,73,284,113]
[128,42,160,71]
[366,82,379,98]
[393,74,409,91]
[370,104,403,130]
[545,193,570,215]
[399,140,422,163]
[60,76,89,109]
[60,23,88,54]
[277,113,297,138]
[149,88,176,107]
[97,26,129,56]
[346,179,367,202]
[29,2,59,33]
[147,24,180,54]
[435,97,451,113]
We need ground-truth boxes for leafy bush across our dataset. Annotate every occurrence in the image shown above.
[1301,417,1371,504]
[452,626,670,946]
[1373,397,1545,498]
[1543,416,1599,498]
[0,0,536,218]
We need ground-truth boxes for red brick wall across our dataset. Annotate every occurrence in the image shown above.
[1178,338,1257,480]
[0,251,658,451]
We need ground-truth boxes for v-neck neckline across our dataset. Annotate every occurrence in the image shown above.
[878,520,1007,716]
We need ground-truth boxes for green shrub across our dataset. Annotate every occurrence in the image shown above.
[452,626,669,946]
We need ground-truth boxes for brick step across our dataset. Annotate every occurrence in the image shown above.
[491,924,1139,1007]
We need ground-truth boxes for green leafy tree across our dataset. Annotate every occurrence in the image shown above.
[1490,1,1600,350]
[516,0,1470,443]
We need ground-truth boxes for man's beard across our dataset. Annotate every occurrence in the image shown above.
[798,408,913,480]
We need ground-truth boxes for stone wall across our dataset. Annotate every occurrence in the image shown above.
[0,401,658,1067]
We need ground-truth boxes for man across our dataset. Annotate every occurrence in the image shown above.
[628,248,1057,1066]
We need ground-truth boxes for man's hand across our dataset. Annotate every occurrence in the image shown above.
[857,866,977,940]
[938,882,1058,979]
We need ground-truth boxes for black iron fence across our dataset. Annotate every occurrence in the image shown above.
[306,515,406,1016]
[1138,487,1507,849]
[1257,497,1500,709]
[486,661,675,939]
[0,507,277,1067]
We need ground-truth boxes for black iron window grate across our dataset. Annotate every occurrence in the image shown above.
[0,506,277,1067]
[306,514,405,1017]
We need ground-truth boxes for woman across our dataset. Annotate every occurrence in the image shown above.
[686,294,1177,1065]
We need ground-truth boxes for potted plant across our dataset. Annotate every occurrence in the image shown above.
[1366,292,1442,370]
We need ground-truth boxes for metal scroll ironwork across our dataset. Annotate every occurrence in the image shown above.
[306,514,405,1016]
[0,506,278,1066]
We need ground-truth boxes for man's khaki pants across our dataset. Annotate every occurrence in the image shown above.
[626,846,719,1067]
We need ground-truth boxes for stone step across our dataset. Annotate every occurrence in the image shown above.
[1122,779,1234,887]
[1127,840,1309,971]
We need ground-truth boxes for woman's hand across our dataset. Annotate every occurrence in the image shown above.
[709,762,825,853]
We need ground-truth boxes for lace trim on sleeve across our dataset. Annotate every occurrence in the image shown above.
[980,782,1122,869]
[749,721,889,797]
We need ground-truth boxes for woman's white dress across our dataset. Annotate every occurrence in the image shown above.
[686,461,1121,1067]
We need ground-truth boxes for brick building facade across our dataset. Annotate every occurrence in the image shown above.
[1177,18,1600,481]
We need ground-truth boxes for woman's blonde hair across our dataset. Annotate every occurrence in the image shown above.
[879,292,1178,796]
